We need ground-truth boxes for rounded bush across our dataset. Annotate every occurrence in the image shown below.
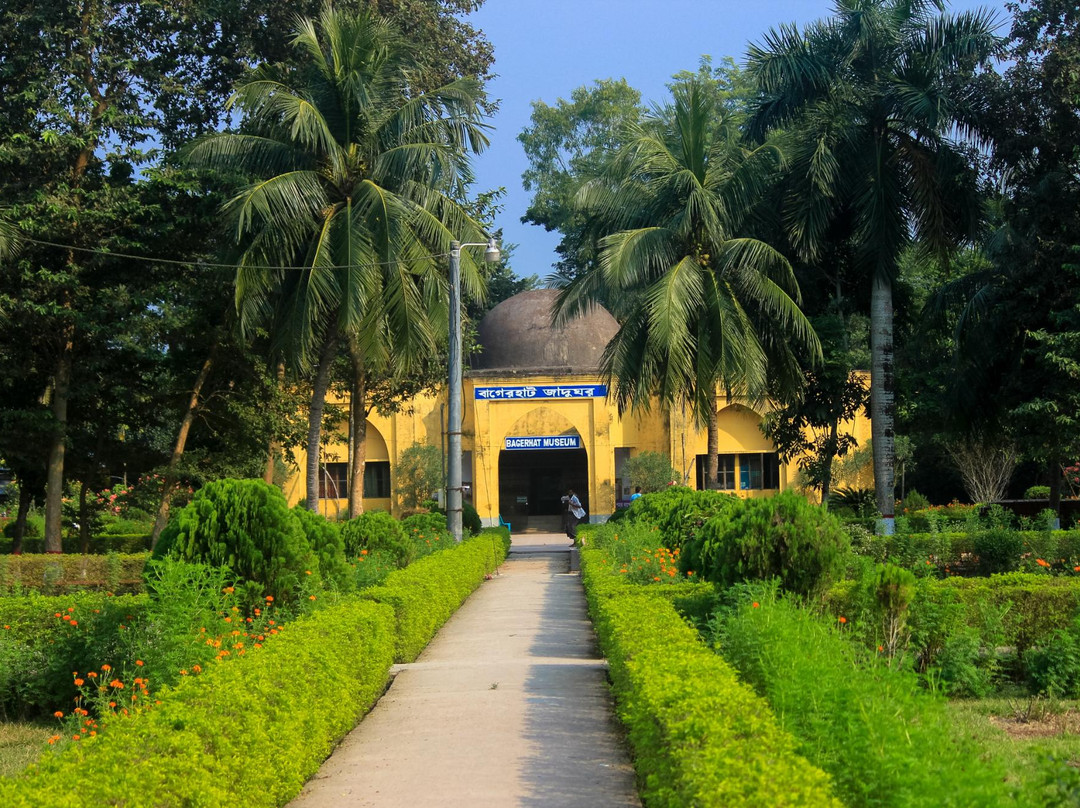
[293,507,352,592]
[463,502,482,536]
[341,511,413,568]
[973,528,1022,575]
[687,491,849,597]
[157,479,320,603]
[627,487,738,550]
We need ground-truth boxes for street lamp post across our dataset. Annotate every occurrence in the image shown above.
[448,237,500,542]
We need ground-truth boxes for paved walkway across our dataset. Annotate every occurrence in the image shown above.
[289,533,640,808]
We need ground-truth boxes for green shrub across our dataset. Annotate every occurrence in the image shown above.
[156,478,320,605]
[0,598,396,807]
[715,586,1013,808]
[462,501,482,536]
[974,528,1023,575]
[341,511,412,568]
[361,531,508,662]
[622,450,679,493]
[688,492,849,597]
[900,489,930,512]
[1026,485,1052,499]
[625,486,738,550]
[101,519,153,536]
[2,514,43,539]
[828,486,877,517]
[0,592,149,720]
[1024,621,1080,698]
[292,507,352,592]
[579,548,840,807]
[400,512,454,559]
[393,442,443,513]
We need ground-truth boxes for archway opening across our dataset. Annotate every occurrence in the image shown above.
[498,447,587,533]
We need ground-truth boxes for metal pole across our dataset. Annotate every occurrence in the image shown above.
[448,241,463,542]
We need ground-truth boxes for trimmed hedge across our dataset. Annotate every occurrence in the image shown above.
[0,553,148,594]
[579,547,840,807]
[361,527,509,662]
[717,589,1014,808]
[0,534,150,556]
[851,529,1080,573]
[0,598,397,807]
[826,572,1080,654]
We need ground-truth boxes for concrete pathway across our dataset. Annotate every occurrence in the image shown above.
[289,533,640,808]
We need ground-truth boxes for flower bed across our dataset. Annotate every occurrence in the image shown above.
[0,599,396,807]
[580,546,840,807]
[0,528,510,805]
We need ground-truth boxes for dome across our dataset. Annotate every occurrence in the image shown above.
[473,289,619,373]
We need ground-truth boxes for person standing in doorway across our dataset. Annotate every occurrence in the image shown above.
[565,488,586,541]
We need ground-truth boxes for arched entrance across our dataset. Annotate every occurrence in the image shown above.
[498,446,587,533]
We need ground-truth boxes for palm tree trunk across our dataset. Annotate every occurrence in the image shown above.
[870,273,896,533]
[44,326,73,554]
[347,338,367,518]
[305,332,339,512]
[150,340,218,548]
[706,401,718,489]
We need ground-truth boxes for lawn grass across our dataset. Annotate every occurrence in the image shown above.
[0,721,52,778]
[947,697,1080,793]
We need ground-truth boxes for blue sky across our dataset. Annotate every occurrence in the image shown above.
[465,0,1011,281]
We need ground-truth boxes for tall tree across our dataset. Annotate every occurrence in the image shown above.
[187,7,491,515]
[746,0,1001,530]
[554,78,819,459]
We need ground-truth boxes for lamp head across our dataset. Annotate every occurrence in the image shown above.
[483,238,501,264]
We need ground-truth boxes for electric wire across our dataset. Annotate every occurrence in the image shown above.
[17,235,452,272]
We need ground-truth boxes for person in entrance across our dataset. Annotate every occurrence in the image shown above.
[564,488,586,541]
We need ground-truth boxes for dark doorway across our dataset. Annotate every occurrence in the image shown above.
[498,448,587,532]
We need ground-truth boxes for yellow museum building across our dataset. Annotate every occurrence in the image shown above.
[284,289,871,529]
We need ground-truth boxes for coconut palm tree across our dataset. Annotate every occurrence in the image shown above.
[746,0,1000,529]
[187,6,490,514]
[555,77,819,481]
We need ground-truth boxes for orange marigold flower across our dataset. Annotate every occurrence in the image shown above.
[192,665,202,673]
[87,671,97,678]
[838,616,848,624]
[69,620,78,627]
[180,670,188,676]
[54,613,62,618]
[54,711,64,719]
[1037,558,1051,568]
[101,664,111,672]
[72,735,80,741]
[74,678,84,687]
[67,607,74,612]
[135,660,144,667]
[752,602,760,609]
[309,595,316,601]
[878,645,885,652]
[108,701,116,708]
[265,595,274,603]
[305,570,312,575]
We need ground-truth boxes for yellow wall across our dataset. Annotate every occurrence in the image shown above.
[285,371,872,523]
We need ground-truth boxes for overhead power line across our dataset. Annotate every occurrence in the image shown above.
[18,236,452,272]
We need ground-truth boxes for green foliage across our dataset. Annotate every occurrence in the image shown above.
[624,486,738,550]
[828,486,878,518]
[292,507,351,592]
[0,593,149,720]
[714,586,1014,808]
[1024,619,1080,698]
[393,443,443,513]
[588,522,689,585]
[157,479,319,604]
[462,502,482,536]
[0,598,396,807]
[579,547,841,807]
[622,451,678,493]
[340,511,413,569]
[900,490,930,512]
[2,514,42,539]
[361,532,508,662]
[686,492,849,597]
[974,528,1024,575]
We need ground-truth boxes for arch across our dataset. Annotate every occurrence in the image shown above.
[503,406,582,441]
[716,403,773,452]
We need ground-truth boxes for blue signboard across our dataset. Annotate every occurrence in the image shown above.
[474,384,606,401]
[504,435,583,451]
